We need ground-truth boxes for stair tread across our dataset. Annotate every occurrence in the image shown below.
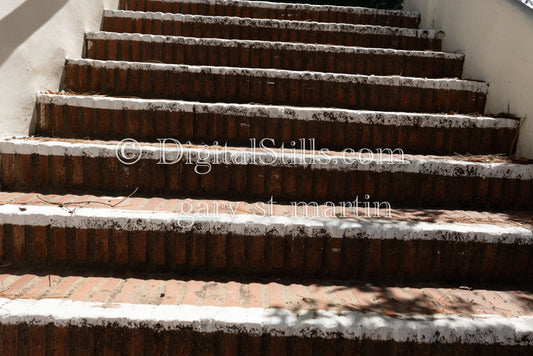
[39,93,517,129]
[36,94,518,155]
[0,192,531,283]
[64,58,487,113]
[3,136,531,173]
[85,31,463,78]
[67,58,488,92]
[128,0,421,19]
[1,191,531,230]
[86,30,460,59]
[3,137,531,210]
[1,266,531,345]
[103,9,436,38]
[103,8,438,50]
[0,266,531,319]
[120,0,422,30]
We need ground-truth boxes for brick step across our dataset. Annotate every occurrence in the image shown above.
[102,10,442,51]
[86,31,463,78]
[36,94,518,155]
[64,59,487,114]
[0,267,531,355]
[1,138,532,210]
[0,195,531,282]
[119,0,421,28]
[1,191,531,228]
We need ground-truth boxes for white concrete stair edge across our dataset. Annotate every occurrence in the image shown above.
[37,93,516,129]
[102,9,439,38]
[0,204,531,245]
[0,297,531,345]
[85,31,462,60]
[126,0,421,18]
[1,138,532,179]
[65,58,488,93]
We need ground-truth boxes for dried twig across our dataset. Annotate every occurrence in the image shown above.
[35,187,139,214]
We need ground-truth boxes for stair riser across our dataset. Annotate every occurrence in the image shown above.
[2,322,529,355]
[1,153,531,210]
[86,36,463,78]
[119,0,421,28]
[63,62,487,114]
[36,102,516,155]
[101,15,441,51]
[1,223,531,283]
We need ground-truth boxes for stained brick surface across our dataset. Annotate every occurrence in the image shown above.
[1,147,531,210]
[0,270,532,351]
[0,192,531,282]
[37,100,515,155]
[102,12,441,51]
[64,61,486,114]
[119,0,421,28]
[0,267,532,316]
[4,323,530,356]
[86,35,462,78]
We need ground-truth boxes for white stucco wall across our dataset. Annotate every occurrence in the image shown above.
[0,0,119,137]
[404,0,533,158]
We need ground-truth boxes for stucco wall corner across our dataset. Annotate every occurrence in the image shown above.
[0,0,120,138]
[404,0,533,159]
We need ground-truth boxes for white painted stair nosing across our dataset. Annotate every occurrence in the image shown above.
[86,31,463,60]
[0,297,531,345]
[130,0,421,19]
[66,58,489,93]
[37,93,517,129]
[1,138,532,180]
[102,9,438,39]
[0,204,531,244]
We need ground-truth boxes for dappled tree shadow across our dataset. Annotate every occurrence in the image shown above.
[0,263,531,321]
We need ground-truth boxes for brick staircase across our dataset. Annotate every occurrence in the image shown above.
[0,0,532,354]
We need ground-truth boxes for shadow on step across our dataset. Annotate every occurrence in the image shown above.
[0,0,69,67]
[0,263,532,319]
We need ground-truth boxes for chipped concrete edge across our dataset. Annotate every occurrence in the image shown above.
[85,31,463,59]
[102,9,439,38]
[0,298,531,345]
[135,0,421,18]
[65,58,488,93]
[0,204,531,244]
[2,138,532,179]
[37,94,516,129]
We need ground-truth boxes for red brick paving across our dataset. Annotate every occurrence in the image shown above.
[1,268,531,317]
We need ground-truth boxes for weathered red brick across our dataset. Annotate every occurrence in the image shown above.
[12,225,26,261]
